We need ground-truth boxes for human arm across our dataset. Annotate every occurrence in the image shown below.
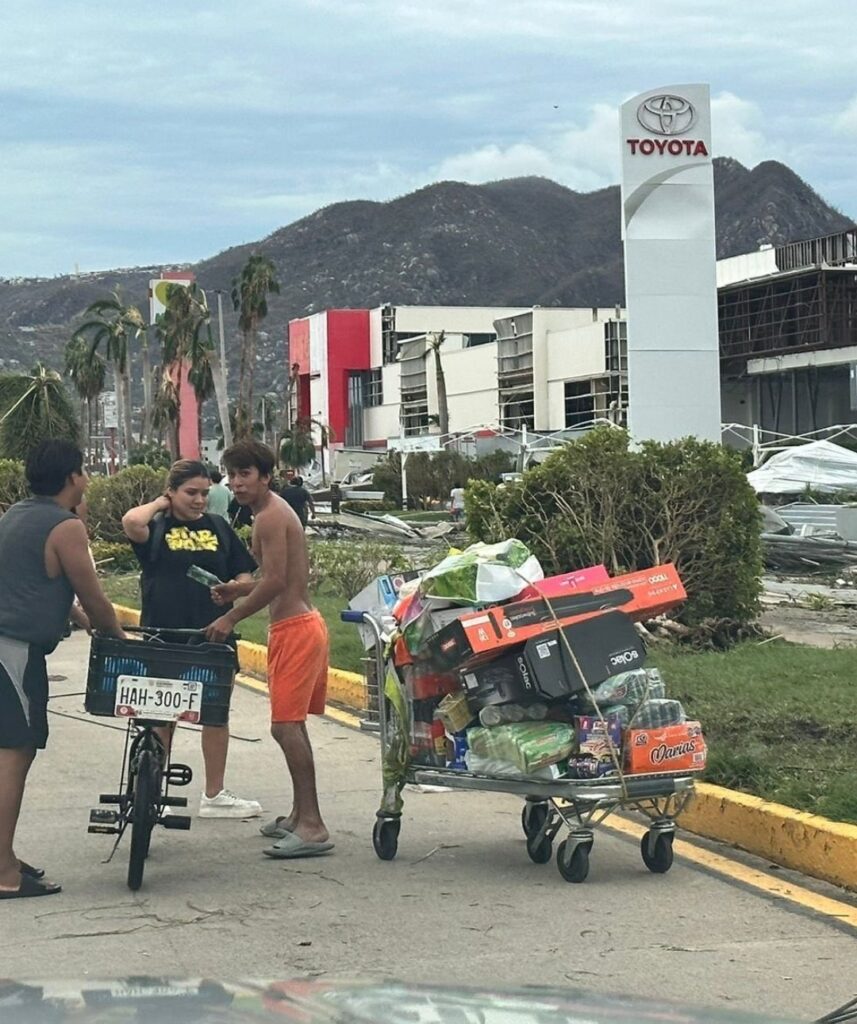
[204,514,287,641]
[210,573,256,606]
[52,520,126,638]
[122,494,171,544]
[69,601,91,634]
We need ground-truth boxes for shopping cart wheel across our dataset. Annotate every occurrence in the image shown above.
[521,801,549,840]
[372,818,400,861]
[640,830,674,874]
[526,831,553,864]
[556,839,590,883]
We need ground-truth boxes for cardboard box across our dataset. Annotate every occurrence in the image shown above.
[625,721,707,775]
[426,564,682,670]
[461,611,645,705]
[515,564,611,601]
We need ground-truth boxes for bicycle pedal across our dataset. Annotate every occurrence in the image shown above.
[165,763,193,787]
[161,814,192,831]
[88,824,120,835]
[98,793,125,804]
[90,809,119,824]
[161,796,188,808]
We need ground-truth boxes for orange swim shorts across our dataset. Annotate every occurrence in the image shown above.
[267,610,329,722]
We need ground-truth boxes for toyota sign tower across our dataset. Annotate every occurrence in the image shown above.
[620,84,721,442]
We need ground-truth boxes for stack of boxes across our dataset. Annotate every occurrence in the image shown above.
[352,559,707,780]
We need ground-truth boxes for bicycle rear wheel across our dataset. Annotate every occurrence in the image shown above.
[128,749,159,891]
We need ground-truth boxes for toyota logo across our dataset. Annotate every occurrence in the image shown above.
[636,94,696,136]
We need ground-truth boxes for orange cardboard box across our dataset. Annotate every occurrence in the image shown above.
[625,721,707,775]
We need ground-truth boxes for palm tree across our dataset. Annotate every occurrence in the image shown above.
[73,292,146,457]
[156,282,216,458]
[151,374,180,455]
[279,419,315,471]
[64,337,106,468]
[232,255,280,438]
[0,365,81,461]
[215,404,263,450]
[426,330,450,437]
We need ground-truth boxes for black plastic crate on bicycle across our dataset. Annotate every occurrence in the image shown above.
[86,631,235,726]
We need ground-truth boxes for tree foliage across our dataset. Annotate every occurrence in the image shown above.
[465,427,762,629]
[232,254,280,438]
[279,418,316,470]
[373,448,515,509]
[0,365,81,461]
[0,459,28,513]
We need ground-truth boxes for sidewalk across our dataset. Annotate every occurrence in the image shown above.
[3,632,857,1020]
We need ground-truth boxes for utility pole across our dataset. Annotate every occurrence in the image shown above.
[216,290,228,391]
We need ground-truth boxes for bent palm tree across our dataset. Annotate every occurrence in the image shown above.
[73,292,146,457]
[64,337,106,468]
[232,255,279,438]
[156,282,215,458]
[0,365,81,461]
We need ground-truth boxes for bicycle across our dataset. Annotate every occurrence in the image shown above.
[84,625,237,891]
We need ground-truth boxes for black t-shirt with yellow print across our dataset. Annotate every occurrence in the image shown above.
[131,513,257,630]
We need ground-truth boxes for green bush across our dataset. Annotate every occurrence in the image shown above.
[373,448,515,509]
[87,465,167,543]
[309,539,414,598]
[128,442,172,469]
[0,459,28,513]
[340,499,397,513]
[465,427,762,628]
[91,540,139,573]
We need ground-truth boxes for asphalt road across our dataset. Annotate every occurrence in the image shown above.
[3,631,856,1021]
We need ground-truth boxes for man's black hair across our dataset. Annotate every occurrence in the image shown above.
[222,439,276,478]
[293,476,303,487]
[210,469,223,484]
[25,440,84,497]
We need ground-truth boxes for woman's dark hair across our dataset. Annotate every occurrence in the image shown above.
[210,469,223,484]
[222,440,275,479]
[167,460,210,491]
[26,440,84,497]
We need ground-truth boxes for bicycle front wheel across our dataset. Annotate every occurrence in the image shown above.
[128,749,158,891]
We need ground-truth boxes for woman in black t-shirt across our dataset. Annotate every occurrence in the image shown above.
[122,460,262,821]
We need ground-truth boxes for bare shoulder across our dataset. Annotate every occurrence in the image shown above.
[254,493,291,535]
[50,516,88,550]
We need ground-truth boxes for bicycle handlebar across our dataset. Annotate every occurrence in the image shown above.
[340,610,366,624]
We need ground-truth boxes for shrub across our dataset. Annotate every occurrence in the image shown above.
[309,540,414,597]
[128,442,172,469]
[340,499,397,513]
[465,427,762,629]
[373,448,515,509]
[87,465,167,543]
[90,540,139,573]
[0,459,28,513]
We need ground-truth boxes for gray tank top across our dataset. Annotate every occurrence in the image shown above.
[0,497,77,652]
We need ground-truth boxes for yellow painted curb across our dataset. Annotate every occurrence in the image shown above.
[680,782,857,893]
[112,604,367,712]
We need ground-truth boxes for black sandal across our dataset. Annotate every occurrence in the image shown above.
[0,874,61,899]
[19,861,45,880]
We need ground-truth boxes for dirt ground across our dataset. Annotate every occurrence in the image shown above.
[760,603,857,647]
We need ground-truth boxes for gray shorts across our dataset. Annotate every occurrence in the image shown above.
[0,636,49,749]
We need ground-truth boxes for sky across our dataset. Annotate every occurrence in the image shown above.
[2,0,856,279]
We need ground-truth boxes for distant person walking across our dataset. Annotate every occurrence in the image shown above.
[449,485,466,522]
[0,440,126,899]
[205,469,231,520]
[329,482,342,515]
[281,476,315,530]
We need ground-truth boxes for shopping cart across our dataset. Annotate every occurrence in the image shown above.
[341,609,697,884]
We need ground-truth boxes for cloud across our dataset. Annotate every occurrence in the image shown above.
[834,96,857,135]
[431,104,620,192]
[710,92,770,166]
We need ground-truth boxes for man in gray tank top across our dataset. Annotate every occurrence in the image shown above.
[0,440,125,900]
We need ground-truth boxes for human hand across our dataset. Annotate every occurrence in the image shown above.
[211,581,242,606]
[204,615,235,643]
[155,494,172,512]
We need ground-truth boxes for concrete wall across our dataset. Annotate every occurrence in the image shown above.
[393,305,524,336]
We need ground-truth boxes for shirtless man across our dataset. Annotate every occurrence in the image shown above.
[204,440,332,859]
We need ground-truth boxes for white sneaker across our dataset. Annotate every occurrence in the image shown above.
[199,790,263,819]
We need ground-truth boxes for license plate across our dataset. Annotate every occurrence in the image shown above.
[115,675,202,723]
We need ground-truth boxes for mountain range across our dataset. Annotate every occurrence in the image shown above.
[0,157,851,399]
